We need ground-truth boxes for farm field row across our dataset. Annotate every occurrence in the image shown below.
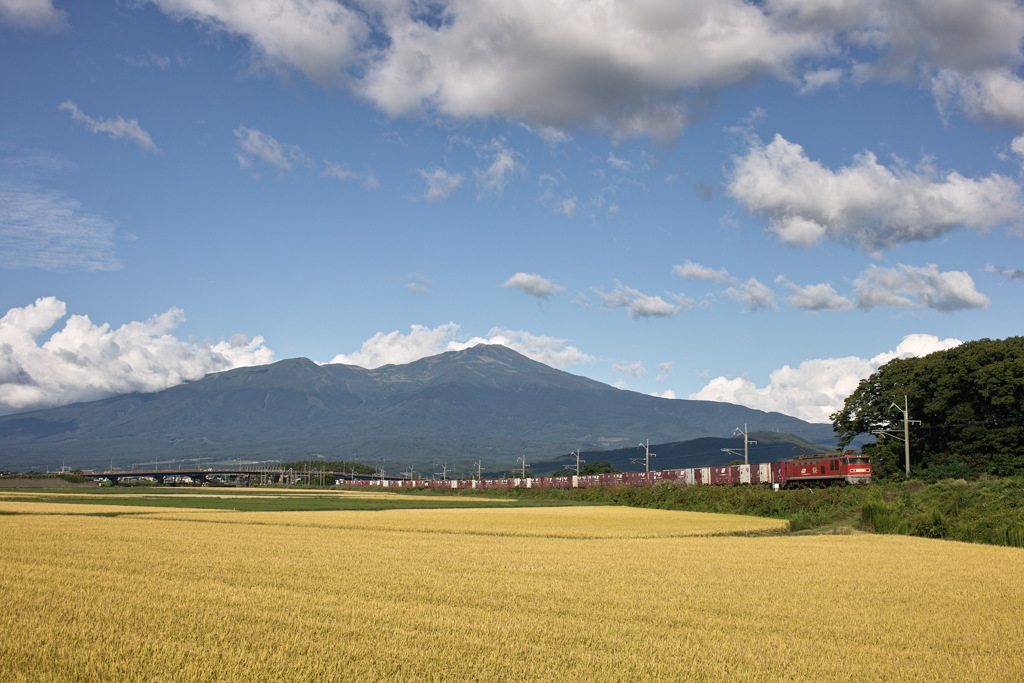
[2,501,1022,681]
[0,487,563,512]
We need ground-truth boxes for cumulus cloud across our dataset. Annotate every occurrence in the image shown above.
[417,168,463,202]
[146,1,1024,138]
[672,260,734,284]
[148,0,827,139]
[234,125,307,173]
[853,264,990,311]
[328,323,592,370]
[0,0,68,32]
[776,278,855,312]
[593,282,693,319]
[58,101,160,153]
[501,273,565,301]
[728,134,1022,250]
[1012,134,1024,161]
[356,1,822,140]
[690,333,963,423]
[725,278,776,312]
[0,297,274,414]
[148,0,367,86]
[932,68,1024,129]
[778,264,990,312]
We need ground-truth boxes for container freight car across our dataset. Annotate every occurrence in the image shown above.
[347,453,871,490]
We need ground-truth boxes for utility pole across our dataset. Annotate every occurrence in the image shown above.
[871,395,920,479]
[721,424,757,465]
[474,460,482,481]
[434,463,449,481]
[631,440,656,484]
[569,449,584,476]
[517,455,528,479]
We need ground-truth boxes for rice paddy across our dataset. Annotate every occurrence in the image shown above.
[1,492,1022,681]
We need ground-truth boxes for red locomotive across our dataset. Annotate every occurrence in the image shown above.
[783,453,872,486]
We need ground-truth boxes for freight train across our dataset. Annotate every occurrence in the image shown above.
[341,452,872,490]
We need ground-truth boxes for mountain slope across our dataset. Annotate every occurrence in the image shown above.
[0,344,836,471]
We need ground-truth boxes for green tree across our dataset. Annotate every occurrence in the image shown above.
[548,461,620,477]
[831,337,1024,477]
[579,461,620,475]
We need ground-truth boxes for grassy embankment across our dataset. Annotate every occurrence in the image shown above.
[450,477,1024,547]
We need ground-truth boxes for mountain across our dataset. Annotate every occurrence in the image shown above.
[0,344,837,472]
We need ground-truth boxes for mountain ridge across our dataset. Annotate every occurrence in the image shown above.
[0,344,836,471]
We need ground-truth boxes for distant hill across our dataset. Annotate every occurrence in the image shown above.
[531,432,826,475]
[0,344,837,472]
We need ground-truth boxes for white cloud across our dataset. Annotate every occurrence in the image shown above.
[123,52,186,69]
[58,101,160,153]
[612,361,646,378]
[151,0,828,140]
[776,277,855,312]
[672,260,734,284]
[322,161,379,189]
[607,154,632,173]
[932,68,1024,129]
[0,297,274,414]
[357,1,823,140]
[777,264,990,312]
[985,263,1024,281]
[853,264,990,311]
[593,282,693,319]
[328,323,592,370]
[417,168,463,202]
[690,333,963,423]
[556,197,578,218]
[800,67,844,93]
[404,273,434,294]
[657,362,674,380]
[502,272,565,300]
[0,0,68,32]
[0,145,120,271]
[1012,134,1024,161]
[233,125,307,173]
[0,181,120,272]
[148,1,1024,139]
[725,277,776,312]
[729,134,1022,250]
[476,140,522,197]
[148,0,367,86]
[651,389,676,399]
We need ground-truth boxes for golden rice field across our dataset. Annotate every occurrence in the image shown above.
[2,497,1023,681]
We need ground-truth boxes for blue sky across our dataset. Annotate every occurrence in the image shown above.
[1,0,1022,423]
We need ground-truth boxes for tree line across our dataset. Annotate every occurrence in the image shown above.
[832,336,1023,479]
